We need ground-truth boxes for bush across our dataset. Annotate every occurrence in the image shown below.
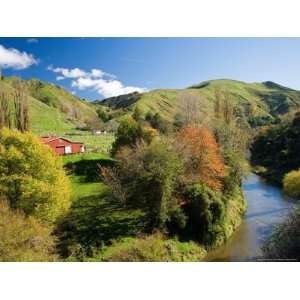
[283,169,300,198]
[0,199,57,261]
[111,116,143,155]
[184,183,225,245]
[262,205,300,260]
[146,112,170,133]
[104,140,184,230]
[97,233,207,262]
[0,128,71,223]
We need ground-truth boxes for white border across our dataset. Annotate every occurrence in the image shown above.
[0,262,298,300]
[1,0,299,299]
[1,0,300,37]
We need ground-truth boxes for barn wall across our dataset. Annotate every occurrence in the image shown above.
[42,138,84,155]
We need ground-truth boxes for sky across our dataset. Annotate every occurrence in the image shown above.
[1,37,300,100]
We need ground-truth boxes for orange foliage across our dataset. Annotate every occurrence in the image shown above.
[176,127,225,191]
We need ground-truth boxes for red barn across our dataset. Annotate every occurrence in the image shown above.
[40,136,85,155]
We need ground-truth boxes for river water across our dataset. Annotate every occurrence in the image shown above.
[205,173,295,261]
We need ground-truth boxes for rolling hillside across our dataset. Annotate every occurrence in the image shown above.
[96,79,300,126]
[2,77,300,135]
[0,76,98,135]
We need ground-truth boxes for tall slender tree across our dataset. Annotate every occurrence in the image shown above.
[13,79,30,132]
[0,92,12,129]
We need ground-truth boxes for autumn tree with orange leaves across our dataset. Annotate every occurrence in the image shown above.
[174,127,225,191]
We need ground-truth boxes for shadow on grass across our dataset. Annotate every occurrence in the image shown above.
[64,157,115,182]
[56,191,146,258]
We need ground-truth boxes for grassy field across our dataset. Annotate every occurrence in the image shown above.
[59,151,209,262]
[62,132,115,153]
[58,152,146,259]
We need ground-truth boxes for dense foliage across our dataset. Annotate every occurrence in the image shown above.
[183,184,225,244]
[251,113,300,184]
[262,205,300,261]
[102,119,246,248]
[0,199,57,261]
[106,141,184,230]
[174,127,225,191]
[283,169,300,198]
[111,115,157,155]
[0,128,71,223]
[97,233,207,262]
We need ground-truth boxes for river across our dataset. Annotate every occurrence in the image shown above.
[205,173,295,261]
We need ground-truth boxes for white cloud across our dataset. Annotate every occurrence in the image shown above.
[27,38,39,44]
[91,69,104,78]
[71,77,147,98]
[0,44,38,70]
[48,65,86,78]
[49,65,147,98]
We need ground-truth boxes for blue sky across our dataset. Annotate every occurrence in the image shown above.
[1,37,300,100]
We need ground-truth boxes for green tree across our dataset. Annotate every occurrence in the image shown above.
[0,92,12,129]
[111,115,143,155]
[184,183,225,245]
[104,141,184,230]
[0,199,57,261]
[13,79,31,132]
[111,115,158,155]
[146,112,170,133]
[0,128,71,223]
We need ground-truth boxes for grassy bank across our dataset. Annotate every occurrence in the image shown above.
[59,152,246,261]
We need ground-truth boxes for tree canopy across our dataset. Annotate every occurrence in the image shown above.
[0,128,71,223]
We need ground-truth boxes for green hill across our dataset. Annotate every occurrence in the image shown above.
[95,79,300,127]
[0,77,98,135]
[2,77,300,136]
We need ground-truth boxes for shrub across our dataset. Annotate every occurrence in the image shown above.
[146,112,170,133]
[97,233,207,262]
[262,205,300,260]
[183,183,225,245]
[283,169,300,198]
[111,116,143,155]
[0,199,57,261]
[104,141,184,230]
[0,128,71,223]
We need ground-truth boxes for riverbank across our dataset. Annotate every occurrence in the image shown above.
[205,173,295,261]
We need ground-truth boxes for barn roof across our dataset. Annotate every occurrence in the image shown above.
[40,136,84,145]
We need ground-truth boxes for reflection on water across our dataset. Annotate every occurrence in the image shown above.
[205,173,295,262]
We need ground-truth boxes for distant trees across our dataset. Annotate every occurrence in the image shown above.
[85,116,103,131]
[0,128,71,223]
[0,92,11,129]
[14,79,31,132]
[251,113,300,185]
[180,91,202,126]
[213,88,250,192]
[111,115,157,155]
[0,199,57,262]
[145,112,170,133]
[97,107,111,122]
[0,79,30,132]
